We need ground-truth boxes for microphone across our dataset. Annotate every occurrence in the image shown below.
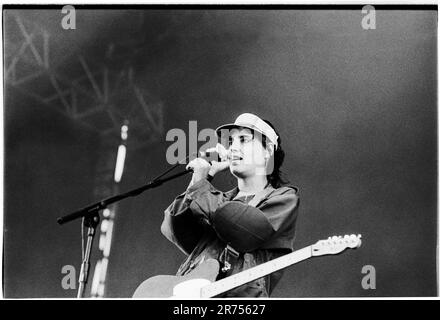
[186,144,230,175]
[199,143,230,161]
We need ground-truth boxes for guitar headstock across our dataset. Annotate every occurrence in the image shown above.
[311,234,362,256]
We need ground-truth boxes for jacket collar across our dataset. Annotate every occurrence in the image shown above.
[224,182,275,202]
[224,186,239,200]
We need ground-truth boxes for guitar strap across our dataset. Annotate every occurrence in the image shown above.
[220,185,275,275]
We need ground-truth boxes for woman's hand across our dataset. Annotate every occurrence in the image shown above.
[208,160,230,177]
[186,156,230,186]
[186,158,211,184]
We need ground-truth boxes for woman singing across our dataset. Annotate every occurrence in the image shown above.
[161,113,300,297]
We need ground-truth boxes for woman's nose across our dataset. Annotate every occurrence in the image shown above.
[230,139,241,152]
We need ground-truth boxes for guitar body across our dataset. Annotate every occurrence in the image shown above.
[132,235,362,298]
[133,258,220,298]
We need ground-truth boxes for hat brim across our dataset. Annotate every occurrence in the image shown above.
[215,123,265,137]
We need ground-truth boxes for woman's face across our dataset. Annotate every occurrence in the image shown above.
[227,127,269,179]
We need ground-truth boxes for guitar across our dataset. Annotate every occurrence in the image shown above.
[133,234,362,298]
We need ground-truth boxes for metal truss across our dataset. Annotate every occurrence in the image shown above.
[4,13,164,151]
[4,12,167,298]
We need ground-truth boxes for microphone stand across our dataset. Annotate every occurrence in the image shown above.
[57,168,192,298]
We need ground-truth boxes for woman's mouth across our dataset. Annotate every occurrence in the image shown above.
[230,155,244,166]
[230,155,243,161]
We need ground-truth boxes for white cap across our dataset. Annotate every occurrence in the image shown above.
[215,113,279,149]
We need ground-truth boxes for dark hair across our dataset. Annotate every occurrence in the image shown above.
[261,119,288,188]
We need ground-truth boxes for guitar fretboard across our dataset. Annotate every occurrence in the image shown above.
[200,246,312,298]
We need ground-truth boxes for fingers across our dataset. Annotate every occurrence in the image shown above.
[216,143,229,161]
[211,160,229,170]
[209,159,230,176]
[186,158,211,171]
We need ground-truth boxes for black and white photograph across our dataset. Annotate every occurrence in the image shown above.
[2,3,438,300]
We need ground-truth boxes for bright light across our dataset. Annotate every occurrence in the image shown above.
[90,260,102,296]
[103,221,113,258]
[114,145,126,183]
[98,283,105,297]
[100,219,109,233]
[99,234,106,251]
[103,208,111,218]
[100,257,108,282]
[121,125,128,140]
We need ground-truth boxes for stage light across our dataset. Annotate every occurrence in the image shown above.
[100,219,109,233]
[97,258,109,297]
[100,257,108,282]
[99,234,106,251]
[98,284,105,297]
[90,260,102,297]
[114,145,126,183]
[103,208,111,218]
[103,221,114,258]
[121,124,128,140]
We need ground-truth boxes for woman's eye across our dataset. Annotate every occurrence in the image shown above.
[229,136,252,145]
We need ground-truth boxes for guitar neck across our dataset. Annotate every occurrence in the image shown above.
[200,246,312,298]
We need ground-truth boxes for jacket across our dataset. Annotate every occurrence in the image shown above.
[161,178,300,297]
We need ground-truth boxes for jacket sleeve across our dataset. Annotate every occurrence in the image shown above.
[210,188,299,252]
[160,178,230,255]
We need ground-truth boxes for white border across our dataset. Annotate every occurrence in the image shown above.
[0,1,439,5]
[0,0,438,300]
[0,2,3,300]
